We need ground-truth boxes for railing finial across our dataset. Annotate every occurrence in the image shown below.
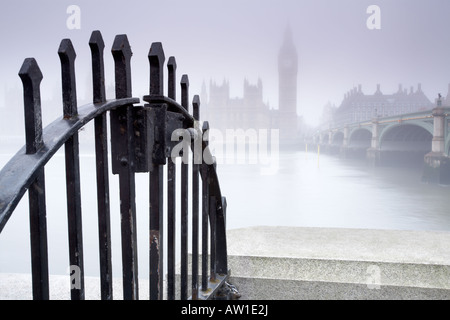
[89,30,106,104]
[58,39,78,118]
[193,95,200,121]
[167,56,177,100]
[112,34,133,99]
[149,42,165,96]
[19,58,44,154]
[181,75,189,113]
[168,56,177,70]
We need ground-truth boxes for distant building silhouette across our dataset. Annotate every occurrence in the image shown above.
[328,83,434,128]
[203,25,301,146]
[202,78,272,131]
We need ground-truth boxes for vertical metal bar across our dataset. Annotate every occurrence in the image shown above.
[19,58,49,300]
[89,30,112,300]
[166,56,177,300]
[166,161,176,300]
[19,59,44,155]
[192,96,200,300]
[201,165,209,291]
[215,197,228,275]
[149,153,164,300]
[28,168,48,300]
[58,39,84,300]
[180,75,189,300]
[209,195,216,282]
[149,42,165,300]
[111,34,138,300]
[167,57,177,101]
[89,31,106,104]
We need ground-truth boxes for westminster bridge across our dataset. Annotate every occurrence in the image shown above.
[312,101,450,184]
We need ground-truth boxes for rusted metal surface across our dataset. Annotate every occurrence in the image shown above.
[18,58,49,300]
[89,30,112,300]
[192,95,201,300]
[166,56,177,301]
[148,42,166,300]
[59,38,85,300]
[180,74,190,300]
[111,34,139,300]
[0,31,237,301]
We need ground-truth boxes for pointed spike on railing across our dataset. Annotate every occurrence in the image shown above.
[58,38,77,63]
[89,30,106,104]
[167,56,177,70]
[111,34,133,99]
[192,95,202,164]
[149,42,165,96]
[181,74,189,88]
[202,120,209,132]
[19,58,44,154]
[193,95,200,121]
[58,39,78,118]
[180,74,189,113]
[202,120,210,149]
[167,56,177,100]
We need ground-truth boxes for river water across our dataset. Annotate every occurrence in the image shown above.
[1,143,450,277]
[222,149,450,232]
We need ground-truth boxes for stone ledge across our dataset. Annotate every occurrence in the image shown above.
[226,226,450,300]
[228,255,450,290]
[229,277,450,300]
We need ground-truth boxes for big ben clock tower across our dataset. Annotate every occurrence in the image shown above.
[278,25,299,145]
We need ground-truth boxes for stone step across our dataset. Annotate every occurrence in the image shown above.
[225,226,450,300]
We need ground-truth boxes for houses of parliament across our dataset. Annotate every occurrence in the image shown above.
[201,26,301,145]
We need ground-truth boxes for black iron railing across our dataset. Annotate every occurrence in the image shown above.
[0,30,236,300]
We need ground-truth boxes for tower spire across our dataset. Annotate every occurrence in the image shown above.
[278,24,299,145]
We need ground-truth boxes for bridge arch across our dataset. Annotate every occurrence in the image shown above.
[348,127,372,148]
[378,122,433,151]
[378,123,432,166]
[331,131,344,146]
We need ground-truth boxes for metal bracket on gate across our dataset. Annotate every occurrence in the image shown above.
[132,106,149,172]
[132,104,185,172]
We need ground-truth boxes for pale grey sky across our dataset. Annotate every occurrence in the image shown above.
[1,0,450,127]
